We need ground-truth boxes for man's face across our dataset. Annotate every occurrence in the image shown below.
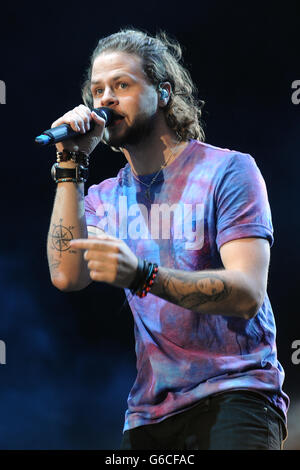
[91,51,159,148]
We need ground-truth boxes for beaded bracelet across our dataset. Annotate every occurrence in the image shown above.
[129,258,158,298]
[56,149,90,167]
[136,262,158,298]
[56,177,86,183]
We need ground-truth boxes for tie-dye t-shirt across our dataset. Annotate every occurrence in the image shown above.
[84,140,289,433]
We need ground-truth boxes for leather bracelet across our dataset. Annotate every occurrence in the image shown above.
[129,258,148,294]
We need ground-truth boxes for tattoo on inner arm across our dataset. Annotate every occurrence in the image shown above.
[48,253,62,278]
[153,269,232,310]
[50,218,76,257]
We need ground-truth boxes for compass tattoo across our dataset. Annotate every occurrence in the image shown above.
[51,219,75,256]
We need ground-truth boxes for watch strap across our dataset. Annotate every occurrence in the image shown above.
[51,163,89,183]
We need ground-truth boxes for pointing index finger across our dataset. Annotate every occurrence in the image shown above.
[70,238,115,250]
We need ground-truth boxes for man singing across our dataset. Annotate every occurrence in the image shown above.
[47,28,289,450]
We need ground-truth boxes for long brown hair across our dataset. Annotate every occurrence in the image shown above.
[82,28,205,142]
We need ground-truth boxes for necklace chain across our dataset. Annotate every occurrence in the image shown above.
[131,142,182,201]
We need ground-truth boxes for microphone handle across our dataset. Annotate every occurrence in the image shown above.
[35,107,112,146]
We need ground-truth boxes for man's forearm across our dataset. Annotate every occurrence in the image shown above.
[47,181,91,291]
[150,266,260,319]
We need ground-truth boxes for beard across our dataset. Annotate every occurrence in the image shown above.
[102,111,156,149]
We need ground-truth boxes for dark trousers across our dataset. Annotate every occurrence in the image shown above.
[120,391,286,450]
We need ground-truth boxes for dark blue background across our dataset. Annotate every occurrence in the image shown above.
[0,0,299,449]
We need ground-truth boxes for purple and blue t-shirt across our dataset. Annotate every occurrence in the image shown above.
[84,140,289,433]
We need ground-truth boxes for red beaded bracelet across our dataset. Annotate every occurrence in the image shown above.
[136,263,158,298]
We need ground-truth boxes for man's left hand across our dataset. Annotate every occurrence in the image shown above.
[70,234,138,288]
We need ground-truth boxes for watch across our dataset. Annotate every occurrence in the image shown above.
[51,163,89,183]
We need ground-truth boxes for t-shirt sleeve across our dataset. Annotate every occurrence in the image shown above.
[215,153,274,251]
[84,185,101,228]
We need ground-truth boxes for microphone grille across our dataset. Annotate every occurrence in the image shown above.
[93,107,114,127]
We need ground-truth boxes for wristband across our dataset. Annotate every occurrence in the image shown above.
[129,258,148,293]
[51,162,89,183]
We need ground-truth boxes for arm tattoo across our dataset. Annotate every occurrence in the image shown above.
[48,253,62,278]
[151,267,232,311]
[50,218,76,257]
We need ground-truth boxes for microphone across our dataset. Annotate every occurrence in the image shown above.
[35,107,115,146]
